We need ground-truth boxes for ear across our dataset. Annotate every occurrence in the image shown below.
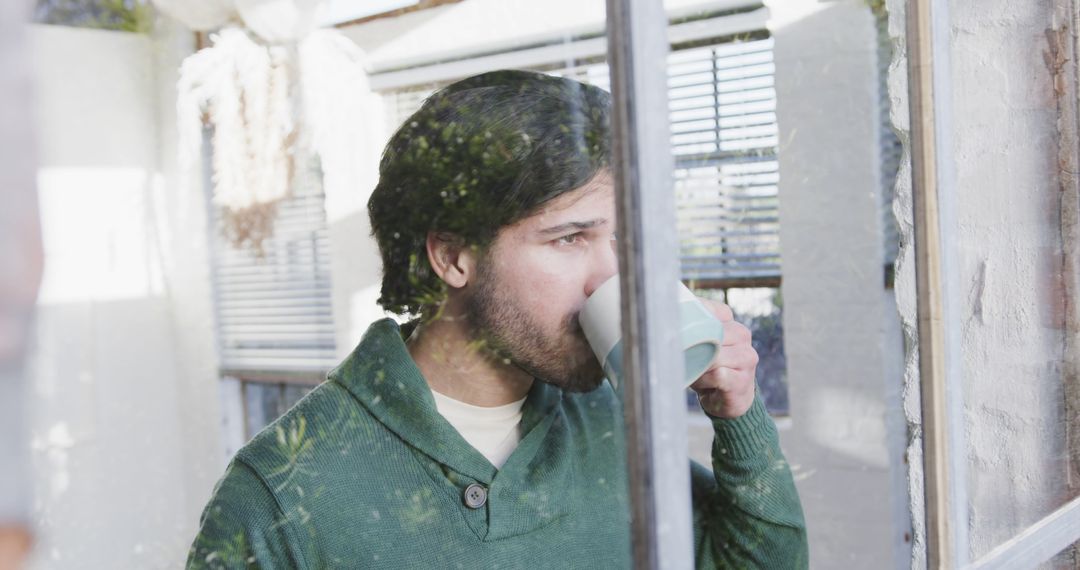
[425,231,478,289]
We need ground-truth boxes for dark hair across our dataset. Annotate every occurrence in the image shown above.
[367,69,612,315]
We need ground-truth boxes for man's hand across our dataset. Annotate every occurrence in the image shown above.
[689,298,759,418]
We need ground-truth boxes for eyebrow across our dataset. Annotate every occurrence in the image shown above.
[537,218,610,235]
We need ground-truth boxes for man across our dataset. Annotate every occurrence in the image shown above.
[188,70,807,568]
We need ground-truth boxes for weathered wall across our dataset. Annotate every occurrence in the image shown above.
[768,1,910,568]
[26,23,220,569]
[887,0,1073,565]
[881,2,926,566]
[950,0,1069,557]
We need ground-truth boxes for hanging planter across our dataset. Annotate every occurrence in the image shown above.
[161,0,367,252]
[178,27,300,251]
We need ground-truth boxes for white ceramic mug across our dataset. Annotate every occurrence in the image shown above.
[579,275,725,388]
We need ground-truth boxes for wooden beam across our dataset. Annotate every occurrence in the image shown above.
[332,0,465,28]
[907,0,966,567]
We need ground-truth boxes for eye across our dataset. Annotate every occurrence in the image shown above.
[555,232,584,246]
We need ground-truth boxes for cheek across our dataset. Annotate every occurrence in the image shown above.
[501,250,587,323]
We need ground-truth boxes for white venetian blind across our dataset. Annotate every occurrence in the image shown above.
[382,34,781,287]
[668,38,780,286]
[208,167,338,377]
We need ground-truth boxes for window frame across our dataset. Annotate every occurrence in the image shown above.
[907,0,1080,567]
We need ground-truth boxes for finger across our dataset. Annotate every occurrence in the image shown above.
[715,343,760,372]
[721,320,752,347]
[694,343,758,393]
[691,364,755,395]
[700,331,755,376]
[717,367,756,396]
[696,297,734,322]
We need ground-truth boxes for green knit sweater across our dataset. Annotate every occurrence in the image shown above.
[187,319,807,569]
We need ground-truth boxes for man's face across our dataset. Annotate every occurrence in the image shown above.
[465,172,618,392]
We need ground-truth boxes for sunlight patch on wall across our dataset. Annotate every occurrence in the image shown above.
[36,167,167,305]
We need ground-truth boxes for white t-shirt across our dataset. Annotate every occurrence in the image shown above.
[430,389,526,469]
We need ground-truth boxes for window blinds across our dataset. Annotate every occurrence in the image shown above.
[208,169,338,377]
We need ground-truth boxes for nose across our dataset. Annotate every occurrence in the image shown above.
[584,235,619,297]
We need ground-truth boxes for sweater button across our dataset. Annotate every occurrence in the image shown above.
[463,483,487,509]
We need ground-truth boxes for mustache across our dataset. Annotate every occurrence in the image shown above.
[566,308,587,333]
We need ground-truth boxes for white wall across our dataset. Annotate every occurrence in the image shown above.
[318,67,392,357]
[886,0,1075,565]
[27,22,220,569]
[768,1,910,568]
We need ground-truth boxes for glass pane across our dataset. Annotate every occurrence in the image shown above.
[17,0,1080,567]
[14,0,915,568]
[709,2,910,568]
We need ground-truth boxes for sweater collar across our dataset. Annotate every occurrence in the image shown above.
[328,318,563,484]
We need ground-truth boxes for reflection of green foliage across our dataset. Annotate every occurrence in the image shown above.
[195,529,253,569]
[187,320,807,568]
[398,487,439,530]
[863,0,888,19]
[266,415,317,494]
[368,70,612,317]
[34,0,152,33]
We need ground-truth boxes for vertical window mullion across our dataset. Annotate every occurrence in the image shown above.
[606,0,695,567]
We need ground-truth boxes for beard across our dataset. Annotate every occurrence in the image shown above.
[463,258,605,393]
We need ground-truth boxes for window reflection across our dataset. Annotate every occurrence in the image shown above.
[21,0,1080,568]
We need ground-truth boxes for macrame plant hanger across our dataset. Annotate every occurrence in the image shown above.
[155,0,368,253]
